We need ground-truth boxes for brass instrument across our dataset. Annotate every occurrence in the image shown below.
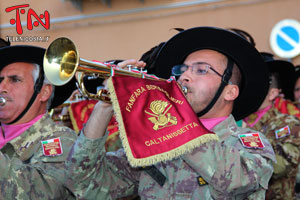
[43,37,187,102]
[51,112,71,122]
[0,97,6,106]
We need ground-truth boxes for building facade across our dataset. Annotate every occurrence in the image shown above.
[1,0,300,65]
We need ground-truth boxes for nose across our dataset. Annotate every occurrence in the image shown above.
[178,69,192,84]
[0,80,8,94]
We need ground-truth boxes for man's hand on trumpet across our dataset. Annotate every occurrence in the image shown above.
[117,59,146,71]
[83,78,112,139]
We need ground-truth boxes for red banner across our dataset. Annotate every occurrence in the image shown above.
[108,76,218,167]
[69,100,98,133]
[274,97,300,119]
[69,100,119,134]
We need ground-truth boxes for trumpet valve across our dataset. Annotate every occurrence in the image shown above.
[97,89,111,103]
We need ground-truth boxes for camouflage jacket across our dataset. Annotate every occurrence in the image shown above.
[66,114,275,200]
[244,106,300,200]
[0,113,77,200]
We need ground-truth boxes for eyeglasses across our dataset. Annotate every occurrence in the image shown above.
[172,62,223,76]
[171,62,232,84]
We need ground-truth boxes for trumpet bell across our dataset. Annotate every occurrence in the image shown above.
[43,37,188,102]
[43,37,79,86]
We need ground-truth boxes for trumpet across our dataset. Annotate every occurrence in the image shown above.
[43,37,187,102]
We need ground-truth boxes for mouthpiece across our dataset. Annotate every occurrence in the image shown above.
[181,86,188,95]
[0,97,6,106]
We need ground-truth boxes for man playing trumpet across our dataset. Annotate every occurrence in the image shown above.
[0,45,77,199]
[66,27,275,199]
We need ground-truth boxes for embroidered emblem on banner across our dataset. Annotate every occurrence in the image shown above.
[238,133,264,149]
[41,137,63,156]
[145,100,177,130]
[275,125,290,139]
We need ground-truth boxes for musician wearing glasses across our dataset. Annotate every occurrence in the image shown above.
[66,27,275,199]
[0,45,77,199]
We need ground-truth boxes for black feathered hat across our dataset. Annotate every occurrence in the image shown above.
[260,52,295,101]
[152,26,269,121]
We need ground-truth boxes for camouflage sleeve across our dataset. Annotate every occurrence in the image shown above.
[272,142,300,178]
[66,131,141,199]
[183,140,273,199]
[0,152,72,200]
[272,124,300,179]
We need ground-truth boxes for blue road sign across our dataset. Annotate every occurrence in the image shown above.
[270,19,300,59]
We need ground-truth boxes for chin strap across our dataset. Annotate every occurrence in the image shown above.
[7,69,44,125]
[196,58,234,117]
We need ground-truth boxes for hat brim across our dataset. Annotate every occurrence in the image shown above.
[153,27,269,121]
[0,45,77,110]
[266,60,295,101]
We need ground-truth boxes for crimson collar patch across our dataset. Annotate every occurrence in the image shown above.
[41,137,63,156]
[238,133,264,149]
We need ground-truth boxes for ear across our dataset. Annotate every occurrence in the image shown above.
[224,84,239,101]
[267,88,280,101]
[39,84,53,102]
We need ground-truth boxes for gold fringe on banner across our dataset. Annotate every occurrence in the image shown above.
[68,107,80,133]
[107,77,219,167]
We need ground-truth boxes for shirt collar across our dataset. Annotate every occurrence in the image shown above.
[244,105,272,127]
[200,116,228,131]
[0,114,44,149]
[1,113,50,160]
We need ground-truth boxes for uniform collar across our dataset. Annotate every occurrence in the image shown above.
[244,105,272,127]
[1,113,53,161]
[0,114,44,149]
[248,106,279,130]
[210,114,238,142]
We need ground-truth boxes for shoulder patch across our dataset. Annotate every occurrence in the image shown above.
[142,165,166,186]
[197,176,208,186]
[238,133,265,149]
[275,125,290,139]
[41,137,63,156]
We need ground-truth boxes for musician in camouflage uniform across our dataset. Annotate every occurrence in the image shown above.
[243,52,300,200]
[66,27,275,199]
[0,45,77,199]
